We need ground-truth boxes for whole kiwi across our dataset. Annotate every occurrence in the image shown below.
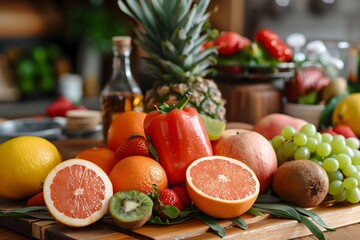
[109,190,153,230]
[272,160,329,208]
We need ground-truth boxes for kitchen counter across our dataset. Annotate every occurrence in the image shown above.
[0,96,101,119]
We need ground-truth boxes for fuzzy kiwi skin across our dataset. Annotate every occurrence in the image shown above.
[109,190,153,230]
[272,160,329,208]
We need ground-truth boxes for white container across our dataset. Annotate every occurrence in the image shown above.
[283,103,325,127]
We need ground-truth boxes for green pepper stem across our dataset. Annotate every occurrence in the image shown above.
[156,92,192,113]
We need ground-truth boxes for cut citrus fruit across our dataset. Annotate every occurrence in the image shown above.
[186,156,260,219]
[43,159,113,227]
[200,114,226,141]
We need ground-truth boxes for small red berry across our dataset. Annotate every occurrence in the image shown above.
[158,188,184,218]
[27,191,45,206]
[172,185,192,208]
[114,135,150,160]
[332,124,357,139]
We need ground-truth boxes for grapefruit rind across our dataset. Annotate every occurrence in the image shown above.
[43,158,113,227]
[186,156,260,219]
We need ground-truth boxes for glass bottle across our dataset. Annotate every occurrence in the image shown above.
[100,36,144,143]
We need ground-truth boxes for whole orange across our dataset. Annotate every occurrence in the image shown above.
[0,136,62,200]
[109,156,168,194]
[76,146,118,175]
[107,111,147,151]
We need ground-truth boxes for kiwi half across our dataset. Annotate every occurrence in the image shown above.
[109,190,153,230]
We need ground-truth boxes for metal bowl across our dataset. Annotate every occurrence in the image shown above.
[0,117,66,143]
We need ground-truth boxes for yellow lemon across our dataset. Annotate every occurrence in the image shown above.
[0,136,62,200]
[332,93,360,136]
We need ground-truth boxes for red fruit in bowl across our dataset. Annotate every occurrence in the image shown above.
[332,124,357,138]
[214,31,250,56]
[284,67,330,104]
[212,129,277,194]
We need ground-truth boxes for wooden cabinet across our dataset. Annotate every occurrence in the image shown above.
[217,81,282,124]
[209,0,246,34]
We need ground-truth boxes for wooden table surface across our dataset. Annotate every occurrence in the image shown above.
[1,139,360,239]
[1,223,360,240]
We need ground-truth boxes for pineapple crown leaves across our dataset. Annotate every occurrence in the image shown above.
[118,0,218,83]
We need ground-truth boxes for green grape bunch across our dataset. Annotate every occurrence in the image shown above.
[271,123,360,204]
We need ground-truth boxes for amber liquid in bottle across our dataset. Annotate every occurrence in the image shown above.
[100,36,143,143]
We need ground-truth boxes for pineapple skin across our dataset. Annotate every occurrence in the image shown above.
[144,77,226,121]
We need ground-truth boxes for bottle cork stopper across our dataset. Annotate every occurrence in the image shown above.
[112,36,132,47]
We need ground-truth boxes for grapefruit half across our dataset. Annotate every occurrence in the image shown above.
[186,156,260,219]
[43,159,113,227]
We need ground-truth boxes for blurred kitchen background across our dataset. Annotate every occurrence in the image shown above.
[0,0,359,119]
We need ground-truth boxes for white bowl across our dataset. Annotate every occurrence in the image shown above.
[283,103,325,126]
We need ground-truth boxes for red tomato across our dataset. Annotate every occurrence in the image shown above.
[214,31,250,56]
[255,29,292,62]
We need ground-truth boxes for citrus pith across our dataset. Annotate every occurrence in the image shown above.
[43,159,113,227]
[186,156,260,219]
[0,136,62,200]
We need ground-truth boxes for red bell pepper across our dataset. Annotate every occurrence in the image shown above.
[144,93,213,186]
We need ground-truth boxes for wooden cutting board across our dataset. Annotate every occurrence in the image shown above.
[1,198,360,240]
[1,139,360,239]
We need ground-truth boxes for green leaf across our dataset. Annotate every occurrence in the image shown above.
[255,194,282,204]
[0,206,54,220]
[148,213,195,225]
[195,213,226,237]
[247,207,263,216]
[160,205,181,219]
[253,203,301,220]
[299,215,325,240]
[253,203,330,240]
[231,217,248,230]
[291,206,335,232]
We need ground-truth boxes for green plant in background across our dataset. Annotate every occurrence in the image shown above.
[66,0,130,54]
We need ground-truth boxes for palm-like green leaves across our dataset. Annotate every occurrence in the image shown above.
[118,0,218,83]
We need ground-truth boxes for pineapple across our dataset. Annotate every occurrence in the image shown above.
[118,0,226,121]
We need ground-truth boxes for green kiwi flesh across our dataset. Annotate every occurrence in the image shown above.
[109,190,153,230]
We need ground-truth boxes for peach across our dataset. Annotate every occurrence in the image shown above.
[212,129,277,193]
[253,113,307,140]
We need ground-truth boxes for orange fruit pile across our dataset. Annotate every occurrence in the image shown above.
[186,155,260,219]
